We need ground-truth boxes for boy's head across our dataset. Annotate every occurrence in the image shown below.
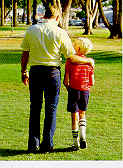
[73,38,93,56]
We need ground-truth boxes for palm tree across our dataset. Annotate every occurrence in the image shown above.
[1,0,4,26]
[27,0,31,25]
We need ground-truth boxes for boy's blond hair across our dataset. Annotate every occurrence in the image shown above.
[73,37,93,55]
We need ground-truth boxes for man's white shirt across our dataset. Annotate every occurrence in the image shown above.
[21,19,75,66]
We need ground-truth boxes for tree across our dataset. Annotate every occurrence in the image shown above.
[93,9,99,28]
[80,0,99,34]
[27,0,31,25]
[1,0,4,26]
[98,0,122,38]
[61,0,72,30]
[22,0,26,23]
[33,0,37,24]
[13,0,17,27]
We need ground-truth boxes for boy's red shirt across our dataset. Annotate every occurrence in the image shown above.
[65,56,94,91]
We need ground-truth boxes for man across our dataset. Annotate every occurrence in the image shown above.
[21,6,94,153]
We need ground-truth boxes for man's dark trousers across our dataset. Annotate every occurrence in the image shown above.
[28,65,61,150]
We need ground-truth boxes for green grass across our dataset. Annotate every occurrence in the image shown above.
[0,25,29,31]
[0,27,122,160]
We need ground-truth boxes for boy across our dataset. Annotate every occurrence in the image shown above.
[63,37,95,150]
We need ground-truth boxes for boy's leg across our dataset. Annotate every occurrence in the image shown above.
[78,90,89,149]
[79,110,87,149]
[71,112,79,150]
[79,110,86,140]
[67,88,80,150]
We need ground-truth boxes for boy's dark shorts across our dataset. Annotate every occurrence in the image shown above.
[67,87,89,113]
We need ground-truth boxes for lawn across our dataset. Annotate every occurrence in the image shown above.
[0,26,122,160]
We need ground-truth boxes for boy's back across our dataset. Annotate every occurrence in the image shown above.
[65,60,94,91]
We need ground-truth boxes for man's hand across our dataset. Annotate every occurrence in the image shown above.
[21,51,29,85]
[21,70,29,86]
[87,58,95,68]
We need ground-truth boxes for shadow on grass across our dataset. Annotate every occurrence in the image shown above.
[62,50,121,64]
[0,51,21,64]
[0,50,121,65]
[88,51,122,64]
[0,149,27,157]
[0,147,77,157]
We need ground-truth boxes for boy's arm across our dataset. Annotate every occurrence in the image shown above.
[91,74,95,86]
[69,55,95,68]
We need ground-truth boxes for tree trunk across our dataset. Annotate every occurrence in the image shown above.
[22,0,26,23]
[98,0,122,39]
[61,0,72,30]
[93,9,99,28]
[13,0,17,27]
[4,3,6,24]
[83,0,98,35]
[110,0,122,38]
[84,0,92,34]
[27,0,31,25]
[1,0,4,26]
[33,0,37,24]
[98,0,111,30]
[118,0,122,38]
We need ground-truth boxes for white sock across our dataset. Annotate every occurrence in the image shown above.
[79,119,86,141]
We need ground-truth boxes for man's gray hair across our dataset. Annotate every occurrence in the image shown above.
[44,5,59,18]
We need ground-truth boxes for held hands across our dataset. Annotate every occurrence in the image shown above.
[63,80,69,91]
[21,70,29,86]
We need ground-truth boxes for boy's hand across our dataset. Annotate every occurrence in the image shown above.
[21,70,29,86]
[63,80,69,90]
[88,58,95,68]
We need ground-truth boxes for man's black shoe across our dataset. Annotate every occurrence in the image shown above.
[27,146,40,153]
[39,142,53,153]
[40,146,53,153]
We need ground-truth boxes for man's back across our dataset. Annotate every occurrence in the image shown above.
[21,19,75,66]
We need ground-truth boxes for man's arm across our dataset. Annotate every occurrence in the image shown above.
[69,55,95,68]
[21,51,29,73]
[21,51,29,85]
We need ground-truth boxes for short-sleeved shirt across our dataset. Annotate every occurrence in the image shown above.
[21,19,75,66]
[65,59,94,91]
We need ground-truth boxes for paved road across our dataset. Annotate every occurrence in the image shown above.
[0,31,24,51]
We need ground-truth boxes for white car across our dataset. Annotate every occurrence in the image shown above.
[69,19,84,26]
